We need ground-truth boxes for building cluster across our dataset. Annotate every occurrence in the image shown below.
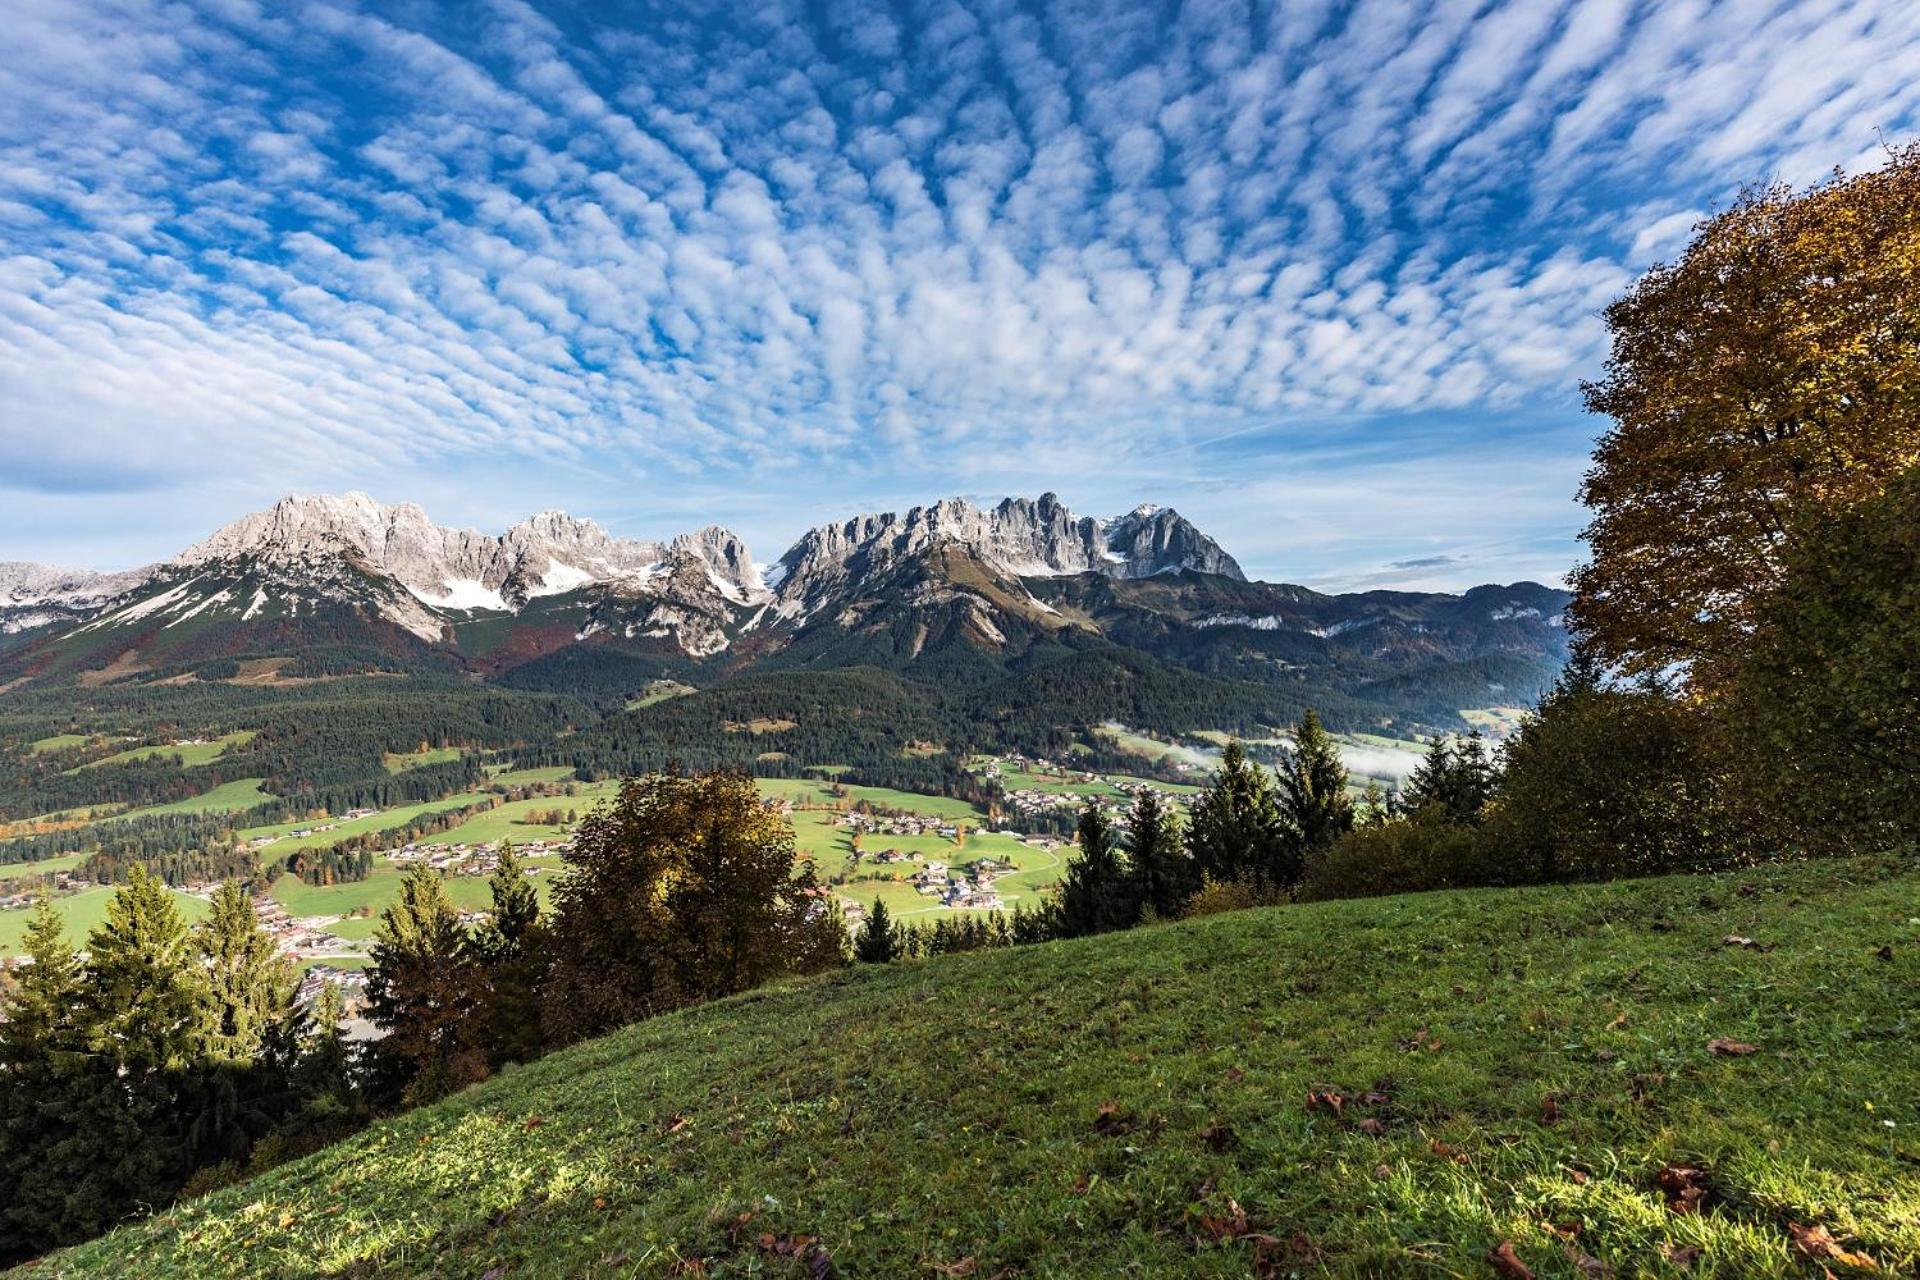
[838,811,961,839]
[908,858,1006,910]
[388,837,565,875]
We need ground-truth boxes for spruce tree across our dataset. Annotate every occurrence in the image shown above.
[196,881,297,1065]
[1187,740,1284,885]
[1127,790,1195,917]
[1058,802,1135,936]
[483,842,540,950]
[1275,709,1354,883]
[85,864,208,1074]
[473,841,546,1069]
[366,865,482,1104]
[854,898,897,963]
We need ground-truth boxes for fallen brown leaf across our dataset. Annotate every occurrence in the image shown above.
[522,1115,544,1131]
[1092,1101,1134,1137]
[1195,1198,1250,1243]
[1305,1088,1345,1117]
[930,1258,977,1277]
[1541,1095,1561,1125]
[1356,1117,1386,1136]
[1656,1165,1709,1215]
[1787,1222,1878,1270]
[1660,1243,1701,1269]
[1486,1240,1534,1279]
[1561,1242,1614,1276]
[1706,1037,1758,1056]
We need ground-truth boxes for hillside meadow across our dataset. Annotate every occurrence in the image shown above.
[22,854,1917,1278]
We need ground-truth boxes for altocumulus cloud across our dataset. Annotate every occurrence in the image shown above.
[0,0,1914,582]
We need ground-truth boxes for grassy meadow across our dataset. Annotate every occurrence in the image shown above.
[27,854,1918,1278]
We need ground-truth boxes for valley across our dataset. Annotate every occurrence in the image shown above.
[0,491,1538,964]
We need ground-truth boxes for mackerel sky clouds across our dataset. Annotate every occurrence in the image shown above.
[2,0,1915,588]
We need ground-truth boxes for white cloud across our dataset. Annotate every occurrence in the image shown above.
[0,0,1914,583]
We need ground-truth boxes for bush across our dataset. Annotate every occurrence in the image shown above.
[1300,818,1490,901]
[1483,661,1738,881]
[1729,469,1920,853]
[1180,875,1289,919]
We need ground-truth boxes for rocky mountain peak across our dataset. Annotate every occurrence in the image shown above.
[768,493,1244,621]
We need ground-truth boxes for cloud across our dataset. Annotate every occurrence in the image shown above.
[0,0,1915,583]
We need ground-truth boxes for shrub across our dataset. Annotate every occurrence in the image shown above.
[1300,818,1490,902]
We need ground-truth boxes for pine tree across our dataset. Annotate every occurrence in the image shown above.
[1058,802,1136,936]
[1401,730,1496,825]
[296,979,354,1104]
[472,841,546,1068]
[854,898,897,963]
[1127,790,1195,917]
[85,864,208,1074]
[1187,740,1284,885]
[1275,709,1354,883]
[196,881,297,1065]
[1,896,81,1060]
[366,865,482,1104]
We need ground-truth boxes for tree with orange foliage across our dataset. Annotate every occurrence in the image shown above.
[1571,145,1920,687]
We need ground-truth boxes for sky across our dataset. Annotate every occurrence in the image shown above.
[1,0,1915,591]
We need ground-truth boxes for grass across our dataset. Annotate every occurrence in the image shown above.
[383,746,464,774]
[0,851,90,883]
[24,733,89,754]
[71,730,256,773]
[30,854,1919,1278]
[237,794,490,853]
[268,859,559,922]
[488,766,578,788]
[0,885,210,955]
[117,778,276,819]
[625,681,696,711]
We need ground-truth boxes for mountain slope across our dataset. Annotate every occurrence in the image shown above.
[32,855,1919,1279]
[0,562,149,635]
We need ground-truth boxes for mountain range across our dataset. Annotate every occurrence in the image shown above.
[0,493,1569,732]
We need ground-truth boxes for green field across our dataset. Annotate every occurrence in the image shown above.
[24,733,90,754]
[0,885,211,955]
[624,680,696,710]
[428,784,620,847]
[237,794,490,853]
[383,746,463,773]
[486,765,577,788]
[72,730,256,773]
[0,851,90,883]
[269,857,560,923]
[38,854,1919,1278]
[118,778,277,819]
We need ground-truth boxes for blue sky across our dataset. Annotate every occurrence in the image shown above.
[1,0,1914,589]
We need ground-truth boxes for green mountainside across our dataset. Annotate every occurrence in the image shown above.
[27,855,1918,1278]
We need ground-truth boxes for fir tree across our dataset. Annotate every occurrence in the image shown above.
[366,865,483,1104]
[478,842,541,957]
[1275,709,1354,883]
[854,898,897,963]
[196,881,297,1064]
[1058,802,1136,936]
[1187,740,1285,885]
[85,864,208,1074]
[1127,789,1195,917]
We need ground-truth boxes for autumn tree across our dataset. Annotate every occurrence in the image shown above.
[1571,145,1920,684]
[542,770,826,1045]
[1729,467,1920,849]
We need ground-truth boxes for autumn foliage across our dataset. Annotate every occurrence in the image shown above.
[1571,144,1920,685]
